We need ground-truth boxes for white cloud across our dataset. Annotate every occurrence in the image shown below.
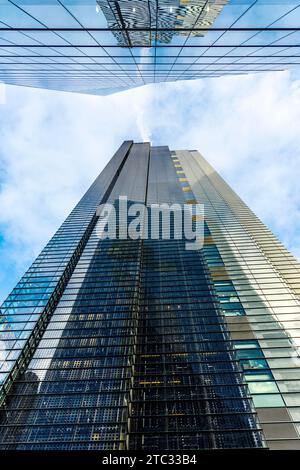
[0,71,300,301]
[0,83,5,104]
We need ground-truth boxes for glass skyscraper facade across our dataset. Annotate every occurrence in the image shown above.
[0,0,299,95]
[0,141,300,450]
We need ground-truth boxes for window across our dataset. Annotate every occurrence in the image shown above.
[240,358,269,370]
[244,370,274,382]
[248,381,279,394]
[252,394,285,408]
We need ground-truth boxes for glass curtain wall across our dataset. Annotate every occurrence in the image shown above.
[0,0,299,95]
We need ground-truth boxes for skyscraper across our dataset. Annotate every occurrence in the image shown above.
[96,0,228,46]
[0,141,300,450]
[0,0,299,95]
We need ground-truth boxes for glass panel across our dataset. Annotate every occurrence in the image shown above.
[252,394,285,408]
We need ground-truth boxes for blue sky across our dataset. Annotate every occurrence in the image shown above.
[1,70,300,302]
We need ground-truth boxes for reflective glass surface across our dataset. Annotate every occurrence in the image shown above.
[1,141,300,449]
[175,148,300,450]
[0,143,263,450]
[0,0,299,94]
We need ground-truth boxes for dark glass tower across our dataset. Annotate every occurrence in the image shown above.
[0,142,300,450]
